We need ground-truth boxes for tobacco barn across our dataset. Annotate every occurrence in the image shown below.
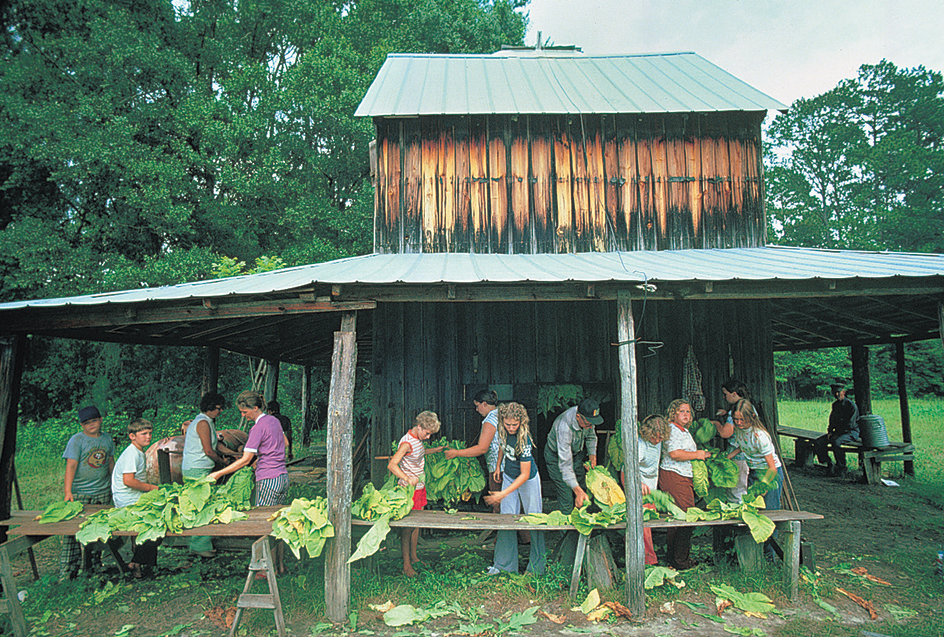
[2,50,944,620]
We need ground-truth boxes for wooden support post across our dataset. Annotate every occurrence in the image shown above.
[325,312,357,623]
[733,531,763,572]
[617,291,644,617]
[780,521,801,601]
[230,536,286,637]
[895,341,914,475]
[265,359,280,405]
[0,335,26,532]
[201,346,220,397]
[851,343,871,416]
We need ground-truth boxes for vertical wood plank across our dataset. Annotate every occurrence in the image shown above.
[387,124,402,253]
[0,335,26,528]
[422,120,440,251]
[686,124,703,248]
[572,121,591,252]
[325,313,358,623]
[455,117,471,253]
[603,116,622,251]
[617,292,645,616]
[373,120,388,253]
[510,117,531,253]
[488,117,509,253]
[531,117,554,253]
[650,118,669,249]
[301,366,315,447]
[554,121,575,253]
[635,117,656,250]
[469,117,489,253]
[402,120,423,253]
[895,341,914,474]
[440,122,457,252]
[664,121,688,250]
[587,123,607,251]
[780,520,801,601]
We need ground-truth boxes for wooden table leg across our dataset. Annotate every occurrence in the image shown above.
[569,533,588,598]
[779,521,801,601]
[733,529,763,572]
[0,536,43,637]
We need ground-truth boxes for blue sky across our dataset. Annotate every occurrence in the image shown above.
[524,0,943,106]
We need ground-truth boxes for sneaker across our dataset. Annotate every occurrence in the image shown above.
[485,566,501,576]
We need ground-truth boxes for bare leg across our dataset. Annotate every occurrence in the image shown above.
[409,528,420,564]
[401,529,416,577]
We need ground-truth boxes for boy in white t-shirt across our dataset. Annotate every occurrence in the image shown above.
[111,418,159,577]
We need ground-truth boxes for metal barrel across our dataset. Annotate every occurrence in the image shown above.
[858,414,889,449]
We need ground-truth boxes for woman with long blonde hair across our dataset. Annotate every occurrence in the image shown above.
[483,402,545,575]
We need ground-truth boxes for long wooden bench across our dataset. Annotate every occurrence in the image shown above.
[779,425,915,485]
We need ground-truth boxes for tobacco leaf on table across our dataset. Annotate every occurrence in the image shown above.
[38,500,83,524]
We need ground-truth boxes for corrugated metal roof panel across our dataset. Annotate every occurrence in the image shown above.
[3,247,944,311]
[355,52,788,117]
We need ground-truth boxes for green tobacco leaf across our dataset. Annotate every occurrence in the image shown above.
[348,515,391,563]
[740,508,776,543]
[496,607,539,634]
[723,626,765,636]
[38,500,84,524]
[711,584,775,615]
[644,566,679,589]
[383,605,431,627]
[580,589,600,614]
[76,514,113,544]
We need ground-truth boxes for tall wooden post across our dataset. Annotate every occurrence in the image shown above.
[201,346,220,396]
[0,335,26,531]
[264,359,280,404]
[617,292,644,616]
[851,343,871,416]
[894,342,914,475]
[325,313,357,622]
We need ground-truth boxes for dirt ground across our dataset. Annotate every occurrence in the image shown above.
[7,465,943,637]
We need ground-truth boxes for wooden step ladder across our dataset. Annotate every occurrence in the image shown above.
[230,537,285,637]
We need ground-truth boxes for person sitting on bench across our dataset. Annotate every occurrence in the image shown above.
[814,384,859,475]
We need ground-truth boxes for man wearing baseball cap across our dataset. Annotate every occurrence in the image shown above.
[544,398,603,512]
[544,398,603,564]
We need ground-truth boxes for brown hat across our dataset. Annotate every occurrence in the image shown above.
[577,398,603,425]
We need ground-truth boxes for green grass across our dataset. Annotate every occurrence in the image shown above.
[777,398,944,507]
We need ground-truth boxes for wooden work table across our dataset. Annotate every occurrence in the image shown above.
[0,505,822,637]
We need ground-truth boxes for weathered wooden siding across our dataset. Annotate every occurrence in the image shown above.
[370,297,777,482]
[373,113,767,253]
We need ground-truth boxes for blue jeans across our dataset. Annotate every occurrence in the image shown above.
[493,473,546,574]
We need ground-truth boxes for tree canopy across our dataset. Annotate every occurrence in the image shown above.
[0,0,528,302]
[765,60,944,252]
[1,0,528,419]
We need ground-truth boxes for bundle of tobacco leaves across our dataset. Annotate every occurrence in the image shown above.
[422,440,486,505]
[348,481,416,563]
[269,497,334,559]
[76,467,254,545]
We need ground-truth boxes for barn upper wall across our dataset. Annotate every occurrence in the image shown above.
[359,53,786,254]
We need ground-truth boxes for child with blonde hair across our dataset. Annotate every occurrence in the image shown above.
[484,402,545,575]
[388,410,444,577]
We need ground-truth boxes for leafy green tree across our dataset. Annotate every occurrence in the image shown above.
[2,0,528,422]
[766,60,944,252]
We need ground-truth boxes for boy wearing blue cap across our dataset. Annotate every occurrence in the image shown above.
[59,405,115,580]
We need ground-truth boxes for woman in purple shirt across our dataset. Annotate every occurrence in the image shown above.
[209,390,288,506]
[210,390,289,573]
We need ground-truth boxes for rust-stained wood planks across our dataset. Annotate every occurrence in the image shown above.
[371,112,767,254]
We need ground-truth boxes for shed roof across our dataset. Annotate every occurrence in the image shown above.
[1,246,941,363]
[354,52,788,117]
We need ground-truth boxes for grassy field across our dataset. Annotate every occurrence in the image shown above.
[777,398,944,506]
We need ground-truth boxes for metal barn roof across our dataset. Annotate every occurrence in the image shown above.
[355,52,788,117]
[1,246,941,311]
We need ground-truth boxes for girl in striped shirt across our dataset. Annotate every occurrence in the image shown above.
[388,410,444,576]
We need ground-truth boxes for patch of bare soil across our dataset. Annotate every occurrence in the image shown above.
[7,467,942,636]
